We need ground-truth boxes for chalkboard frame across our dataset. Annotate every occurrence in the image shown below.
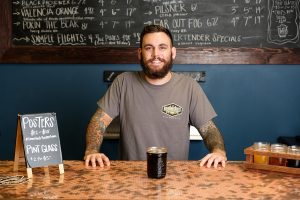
[1,0,300,64]
[20,113,63,168]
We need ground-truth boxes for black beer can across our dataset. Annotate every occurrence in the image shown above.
[147,147,167,179]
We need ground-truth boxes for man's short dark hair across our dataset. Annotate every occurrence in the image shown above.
[139,25,173,48]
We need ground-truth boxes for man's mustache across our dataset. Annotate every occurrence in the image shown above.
[147,57,166,63]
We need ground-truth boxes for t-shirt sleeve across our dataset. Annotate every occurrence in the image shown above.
[97,73,124,119]
[189,80,217,129]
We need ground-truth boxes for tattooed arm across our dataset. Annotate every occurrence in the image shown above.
[84,107,113,168]
[198,120,227,168]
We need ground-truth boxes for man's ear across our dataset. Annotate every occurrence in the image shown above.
[172,47,176,60]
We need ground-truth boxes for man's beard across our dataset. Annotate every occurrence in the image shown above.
[140,53,173,79]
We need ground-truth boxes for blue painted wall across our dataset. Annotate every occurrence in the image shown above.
[1,64,300,161]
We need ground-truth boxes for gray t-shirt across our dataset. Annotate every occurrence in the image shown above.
[98,72,217,160]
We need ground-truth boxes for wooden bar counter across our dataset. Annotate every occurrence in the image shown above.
[1,160,300,199]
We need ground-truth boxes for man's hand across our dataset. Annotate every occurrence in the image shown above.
[199,151,227,168]
[85,153,110,168]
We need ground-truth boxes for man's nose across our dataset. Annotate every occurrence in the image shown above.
[152,48,160,58]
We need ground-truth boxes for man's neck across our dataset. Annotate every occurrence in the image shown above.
[144,71,172,86]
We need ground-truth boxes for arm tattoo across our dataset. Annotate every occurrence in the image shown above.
[85,108,112,155]
[199,120,226,154]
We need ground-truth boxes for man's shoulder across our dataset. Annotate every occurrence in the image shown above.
[118,71,139,77]
[172,72,198,83]
[115,71,140,81]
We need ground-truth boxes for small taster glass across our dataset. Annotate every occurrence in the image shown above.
[253,142,270,164]
[269,143,287,166]
[286,145,300,168]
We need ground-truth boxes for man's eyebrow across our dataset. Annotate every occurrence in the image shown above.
[143,44,154,48]
[159,43,169,47]
[143,43,169,48]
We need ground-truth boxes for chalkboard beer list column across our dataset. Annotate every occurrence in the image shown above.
[12,0,142,47]
[12,0,300,48]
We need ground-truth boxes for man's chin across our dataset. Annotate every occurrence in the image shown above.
[148,62,164,68]
[146,70,169,79]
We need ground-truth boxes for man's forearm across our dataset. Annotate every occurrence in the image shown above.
[85,108,110,156]
[199,120,226,155]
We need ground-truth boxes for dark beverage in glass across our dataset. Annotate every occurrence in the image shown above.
[287,159,300,168]
[269,144,287,166]
[287,146,300,168]
[147,147,167,179]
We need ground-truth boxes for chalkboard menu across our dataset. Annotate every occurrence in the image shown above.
[20,113,63,168]
[12,0,300,48]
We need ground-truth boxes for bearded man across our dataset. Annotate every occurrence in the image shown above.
[84,25,227,168]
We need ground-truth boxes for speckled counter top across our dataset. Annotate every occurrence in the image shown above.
[1,160,300,199]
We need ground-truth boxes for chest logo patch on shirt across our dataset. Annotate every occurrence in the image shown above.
[162,103,183,117]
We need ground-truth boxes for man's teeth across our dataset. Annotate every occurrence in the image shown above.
[152,60,161,63]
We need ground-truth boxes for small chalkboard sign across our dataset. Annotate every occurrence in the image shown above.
[14,113,64,178]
